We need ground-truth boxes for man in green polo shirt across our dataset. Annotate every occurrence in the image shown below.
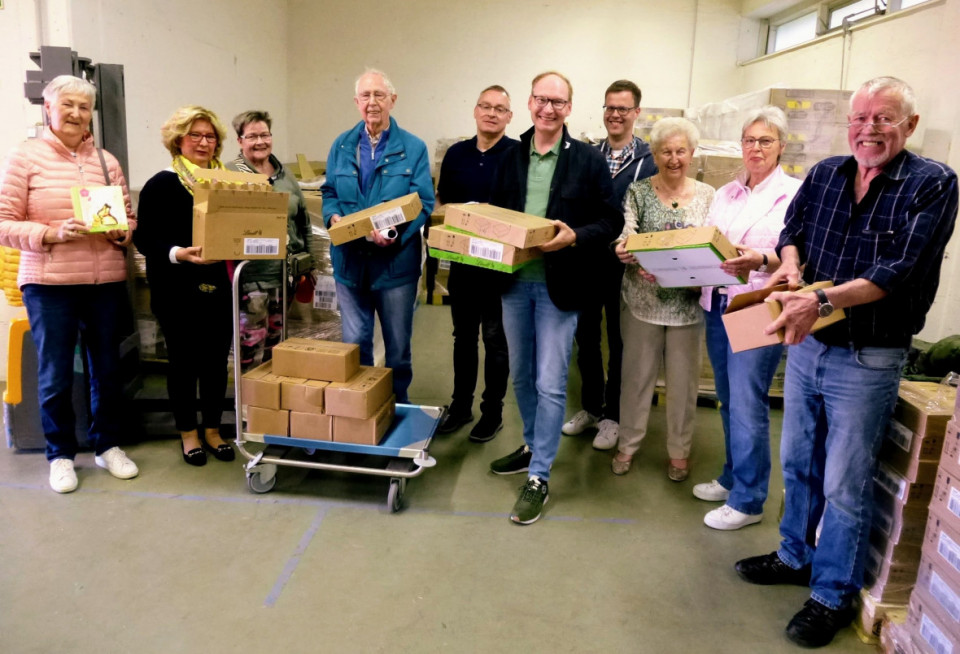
[487,71,624,524]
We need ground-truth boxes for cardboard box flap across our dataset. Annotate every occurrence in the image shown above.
[191,168,270,185]
[198,189,289,213]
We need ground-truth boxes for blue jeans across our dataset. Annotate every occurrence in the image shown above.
[22,283,129,461]
[336,280,418,403]
[501,281,579,481]
[777,337,905,610]
[704,297,783,515]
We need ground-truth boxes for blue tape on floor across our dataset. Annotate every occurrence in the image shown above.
[264,506,328,608]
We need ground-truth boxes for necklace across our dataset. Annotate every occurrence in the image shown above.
[653,177,686,209]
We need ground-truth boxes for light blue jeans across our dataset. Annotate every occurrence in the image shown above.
[704,298,783,515]
[777,337,905,610]
[336,280,418,403]
[501,281,579,481]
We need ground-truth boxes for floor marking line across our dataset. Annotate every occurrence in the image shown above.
[264,507,327,607]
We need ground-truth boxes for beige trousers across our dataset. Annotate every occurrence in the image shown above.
[617,308,702,460]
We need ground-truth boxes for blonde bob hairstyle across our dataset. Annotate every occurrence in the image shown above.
[160,105,227,159]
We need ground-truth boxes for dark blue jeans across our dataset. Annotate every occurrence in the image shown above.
[22,282,128,461]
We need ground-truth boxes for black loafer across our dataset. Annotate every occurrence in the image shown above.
[735,552,811,586]
[182,447,207,467]
[201,437,236,462]
[785,599,854,648]
[437,406,474,434]
[469,414,503,443]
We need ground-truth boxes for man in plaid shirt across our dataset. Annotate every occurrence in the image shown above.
[735,76,958,648]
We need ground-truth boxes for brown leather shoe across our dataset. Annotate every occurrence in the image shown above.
[668,459,689,481]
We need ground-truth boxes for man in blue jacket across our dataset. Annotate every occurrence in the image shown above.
[488,71,624,525]
[321,69,435,402]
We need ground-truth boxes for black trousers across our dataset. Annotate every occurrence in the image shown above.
[573,256,623,421]
[447,262,509,418]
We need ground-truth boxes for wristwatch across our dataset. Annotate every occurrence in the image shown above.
[814,288,834,318]
[757,253,769,273]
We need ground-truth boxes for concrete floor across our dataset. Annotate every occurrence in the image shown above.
[0,304,872,653]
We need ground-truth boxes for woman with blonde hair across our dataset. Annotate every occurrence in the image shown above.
[133,105,235,466]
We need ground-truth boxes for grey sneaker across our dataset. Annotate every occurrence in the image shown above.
[490,445,532,475]
[592,419,619,450]
[510,476,549,524]
[562,410,598,436]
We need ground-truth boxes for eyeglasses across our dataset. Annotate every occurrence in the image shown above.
[741,137,780,150]
[847,115,910,130]
[476,102,511,117]
[532,96,569,110]
[241,132,272,142]
[357,91,390,103]
[602,105,638,116]
[186,132,217,144]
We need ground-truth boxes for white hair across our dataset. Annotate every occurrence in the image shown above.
[741,106,789,142]
[355,69,396,96]
[852,76,917,117]
[42,75,97,107]
[650,117,700,152]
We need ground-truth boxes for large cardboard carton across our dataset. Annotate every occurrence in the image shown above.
[281,379,329,414]
[271,338,360,382]
[923,505,960,585]
[333,396,395,445]
[324,366,393,419]
[624,226,744,288]
[721,281,846,353]
[908,584,960,654]
[932,467,960,530]
[873,484,930,546]
[327,193,422,246]
[856,589,908,644]
[245,406,289,436]
[443,203,557,249]
[896,381,957,439]
[942,419,960,479]
[871,525,922,566]
[289,412,333,441]
[916,552,960,623]
[881,416,946,485]
[695,152,744,190]
[241,360,283,409]
[191,169,288,260]
[427,224,542,269]
[876,461,935,505]
[864,542,918,603]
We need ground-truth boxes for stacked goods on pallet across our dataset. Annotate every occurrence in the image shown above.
[241,338,395,445]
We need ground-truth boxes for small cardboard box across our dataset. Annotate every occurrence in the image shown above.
[324,366,393,419]
[873,484,930,546]
[864,543,919,604]
[896,381,957,439]
[915,552,960,623]
[333,396,395,445]
[932,467,960,529]
[923,505,960,584]
[876,461,935,505]
[624,225,743,288]
[245,406,289,436]
[856,589,907,643]
[271,338,360,382]
[881,416,947,484]
[443,203,557,249]
[241,360,283,409]
[281,379,329,414]
[942,419,960,479]
[328,193,422,246]
[289,412,333,441]
[878,438,940,485]
[427,224,542,268]
[908,584,960,654]
[427,247,536,274]
[721,281,846,353]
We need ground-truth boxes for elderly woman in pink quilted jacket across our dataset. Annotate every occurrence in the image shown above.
[0,75,139,493]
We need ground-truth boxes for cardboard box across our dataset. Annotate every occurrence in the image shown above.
[245,406,289,436]
[289,412,332,441]
[908,585,960,654]
[881,417,946,484]
[241,360,283,409]
[857,588,908,643]
[872,525,923,566]
[443,203,557,249]
[694,152,744,190]
[924,505,960,584]
[876,461,935,505]
[865,542,920,604]
[916,553,960,624]
[721,281,846,353]
[943,419,960,479]
[624,225,744,288]
[191,169,289,260]
[327,193,422,246]
[878,442,940,485]
[768,88,853,123]
[281,379,329,414]
[873,484,931,546]
[333,396,395,445]
[324,366,393,419]
[428,247,536,274]
[271,338,360,382]
[932,467,960,531]
[302,191,323,217]
[427,224,542,269]
[896,381,957,441]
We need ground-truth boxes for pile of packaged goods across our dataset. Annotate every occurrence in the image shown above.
[241,337,395,446]
[859,379,959,650]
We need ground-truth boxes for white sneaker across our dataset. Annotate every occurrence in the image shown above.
[562,410,598,436]
[693,479,730,502]
[592,419,619,450]
[704,504,762,531]
[94,447,139,480]
[49,458,78,493]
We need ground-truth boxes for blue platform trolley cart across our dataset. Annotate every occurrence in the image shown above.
[229,261,441,512]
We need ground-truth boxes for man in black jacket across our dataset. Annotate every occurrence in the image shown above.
[487,71,623,525]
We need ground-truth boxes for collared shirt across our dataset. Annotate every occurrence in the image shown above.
[606,139,636,177]
[436,135,518,204]
[519,137,562,282]
[777,150,958,348]
[358,128,390,195]
[700,166,802,311]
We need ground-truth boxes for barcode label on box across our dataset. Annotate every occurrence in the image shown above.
[938,531,960,574]
[929,570,960,621]
[873,508,893,536]
[469,237,504,263]
[371,207,406,231]
[950,487,960,519]
[313,275,337,310]
[876,464,907,501]
[244,238,280,256]
[920,614,952,654]
[886,419,913,452]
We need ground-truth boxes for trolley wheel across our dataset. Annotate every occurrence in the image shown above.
[387,478,406,513]
[247,469,277,494]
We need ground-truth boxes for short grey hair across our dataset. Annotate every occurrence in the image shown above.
[355,69,396,96]
[852,76,917,117]
[742,106,789,142]
[42,75,96,107]
[232,110,272,138]
[650,117,699,153]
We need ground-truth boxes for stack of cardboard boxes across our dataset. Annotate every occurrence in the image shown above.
[242,338,396,445]
[858,381,958,647]
[768,89,852,181]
